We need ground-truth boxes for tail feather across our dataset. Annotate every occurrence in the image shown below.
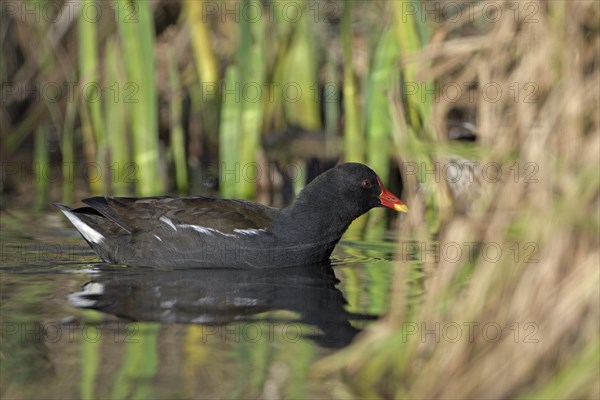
[53,202,106,245]
[81,197,133,233]
[54,202,126,263]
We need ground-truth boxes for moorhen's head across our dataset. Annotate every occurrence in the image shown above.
[294,163,408,222]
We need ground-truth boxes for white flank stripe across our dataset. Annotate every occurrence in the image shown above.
[191,226,214,235]
[177,223,215,235]
[233,228,266,236]
[160,216,178,231]
[159,220,265,238]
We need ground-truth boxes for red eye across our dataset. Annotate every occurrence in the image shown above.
[361,179,371,189]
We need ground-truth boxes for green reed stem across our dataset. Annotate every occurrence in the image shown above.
[325,53,340,156]
[186,0,218,85]
[168,51,188,194]
[186,0,220,147]
[34,125,49,211]
[219,66,242,198]
[342,1,364,163]
[366,27,399,185]
[392,0,433,138]
[62,97,78,204]
[237,0,266,199]
[78,0,105,194]
[116,0,162,196]
[365,27,401,236]
[282,3,321,131]
[104,37,129,196]
[392,1,444,230]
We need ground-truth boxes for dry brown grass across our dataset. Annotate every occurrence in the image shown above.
[315,1,599,398]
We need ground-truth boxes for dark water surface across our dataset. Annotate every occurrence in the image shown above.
[1,211,403,399]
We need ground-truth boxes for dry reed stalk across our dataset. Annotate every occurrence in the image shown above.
[314,2,599,398]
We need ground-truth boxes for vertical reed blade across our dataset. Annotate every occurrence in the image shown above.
[78,0,105,194]
[104,37,129,196]
[282,5,321,131]
[168,49,188,194]
[341,1,364,163]
[34,125,49,211]
[116,0,163,196]
[219,66,242,198]
[61,98,78,204]
[237,0,266,199]
[366,26,401,236]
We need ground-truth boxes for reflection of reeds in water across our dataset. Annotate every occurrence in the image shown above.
[316,2,599,398]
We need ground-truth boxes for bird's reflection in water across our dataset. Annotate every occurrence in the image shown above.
[69,263,377,348]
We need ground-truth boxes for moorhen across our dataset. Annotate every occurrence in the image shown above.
[55,163,407,268]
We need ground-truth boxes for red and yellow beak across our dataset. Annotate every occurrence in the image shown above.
[377,177,408,213]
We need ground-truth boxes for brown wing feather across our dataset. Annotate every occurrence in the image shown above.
[83,196,279,234]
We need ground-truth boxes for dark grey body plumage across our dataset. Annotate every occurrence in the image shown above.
[55,163,404,268]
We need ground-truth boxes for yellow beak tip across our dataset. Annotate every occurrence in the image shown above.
[394,204,409,213]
